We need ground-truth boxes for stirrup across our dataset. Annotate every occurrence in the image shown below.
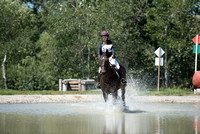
[97,83,101,89]
[120,78,127,84]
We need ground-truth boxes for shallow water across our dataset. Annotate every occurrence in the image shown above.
[0,102,200,134]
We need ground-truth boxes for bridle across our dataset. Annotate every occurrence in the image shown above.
[102,57,105,67]
[100,56,106,75]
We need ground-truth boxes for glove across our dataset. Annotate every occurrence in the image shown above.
[109,55,114,61]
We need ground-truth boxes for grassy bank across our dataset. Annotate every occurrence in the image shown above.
[140,88,195,96]
[0,89,102,95]
[0,88,197,96]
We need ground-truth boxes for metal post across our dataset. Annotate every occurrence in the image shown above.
[157,47,161,93]
[195,35,199,72]
[164,26,168,88]
[165,48,168,88]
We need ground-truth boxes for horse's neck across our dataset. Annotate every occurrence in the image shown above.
[101,67,114,82]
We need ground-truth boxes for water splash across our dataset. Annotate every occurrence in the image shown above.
[97,74,142,112]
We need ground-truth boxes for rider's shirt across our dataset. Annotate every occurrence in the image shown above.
[98,40,115,58]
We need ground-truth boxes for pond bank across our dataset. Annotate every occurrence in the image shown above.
[0,95,200,104]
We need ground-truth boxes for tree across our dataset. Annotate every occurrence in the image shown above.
[0,0,38,89]
[145,0,200,88]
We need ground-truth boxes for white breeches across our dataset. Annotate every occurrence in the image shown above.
[109,57,120,70]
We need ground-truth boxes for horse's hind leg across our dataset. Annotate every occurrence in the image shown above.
[103,91,108,103]
[121,86,126,107]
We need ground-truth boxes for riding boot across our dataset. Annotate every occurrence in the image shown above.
[118,68,127,84]
[97,73,101,89]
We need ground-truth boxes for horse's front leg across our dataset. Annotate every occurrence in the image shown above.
[103,91,108,103]
[112,91,118,105]
[121,86,126,107]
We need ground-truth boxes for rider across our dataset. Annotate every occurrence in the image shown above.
[97,30,126,88]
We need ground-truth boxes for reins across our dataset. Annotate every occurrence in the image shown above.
[100,56,113,86]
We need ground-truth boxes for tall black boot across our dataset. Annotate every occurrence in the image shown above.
[97,73,101,89]
[118,68,127,84]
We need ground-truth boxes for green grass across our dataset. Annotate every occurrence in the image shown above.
[0,89,102,95]
[0,88,197,96]
[140,88,195,96]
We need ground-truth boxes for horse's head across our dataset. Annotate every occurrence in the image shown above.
[99,55,110,75]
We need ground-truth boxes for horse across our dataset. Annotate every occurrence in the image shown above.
[99,55,126,106]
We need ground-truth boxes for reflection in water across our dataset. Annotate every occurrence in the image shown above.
[193,103,200,134]
[0,103,200,134]
[194,116,200,134]
[157,115,160,134]
[103,112,125,134]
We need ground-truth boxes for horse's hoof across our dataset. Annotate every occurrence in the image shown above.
[122,106,129,111]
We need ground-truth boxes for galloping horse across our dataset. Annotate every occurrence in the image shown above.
[99,55,126,106]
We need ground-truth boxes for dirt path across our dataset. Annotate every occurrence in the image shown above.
[0,95,200,104]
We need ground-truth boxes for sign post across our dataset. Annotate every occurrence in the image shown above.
[157,48,161,93]
[192,35,200,94]
[192,35,200,72]
[155,47,165,93]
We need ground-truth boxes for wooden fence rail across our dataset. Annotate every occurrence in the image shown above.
[59,79,95,91]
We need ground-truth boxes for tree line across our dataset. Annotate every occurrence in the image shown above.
[0,0,199,90]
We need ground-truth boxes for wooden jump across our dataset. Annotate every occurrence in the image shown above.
[59,79,95,91]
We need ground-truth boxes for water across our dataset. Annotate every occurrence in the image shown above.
[0,102,200,134]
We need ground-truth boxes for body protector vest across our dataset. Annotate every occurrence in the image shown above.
[98,41,120,71]
[101,44,113,57]
[98,40,115,58]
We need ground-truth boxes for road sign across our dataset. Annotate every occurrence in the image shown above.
[192,35,200,45]
[155,58,163,66]
[193,45,200,53]
[154,47,165,93]
[154,47,165,57]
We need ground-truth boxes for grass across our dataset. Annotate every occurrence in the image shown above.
[0,88,197,96]
[0,89,102,95]
[140,88,196,96]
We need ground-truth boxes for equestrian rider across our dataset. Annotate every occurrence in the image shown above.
[97,30,127,88]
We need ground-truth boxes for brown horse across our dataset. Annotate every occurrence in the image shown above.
[99,55,126,106]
